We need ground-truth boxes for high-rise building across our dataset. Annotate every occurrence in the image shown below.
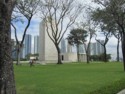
[90,43,97,55]
[67,43,73,53]
[34,35,39,54]
[23,34,32,58]
[11,39,24,59]
[39,19,87,63]
[61,38,66,53]
[96,40,104,55]
[66,40,86,54]
[39,19,58,62]
[79,44,85,54]
[90,40,104,55]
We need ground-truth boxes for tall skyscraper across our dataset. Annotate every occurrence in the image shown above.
[67,43,73,53]
[23,34,32,58]
[38,19,87,63]
[61,38,66,53]
[90,43,97,55]
[11,39,24,59]
[34,35,39,54]
[39,19,58,62]
[96,40,104,55]
[79,44,85,54]
[90,40,104,55]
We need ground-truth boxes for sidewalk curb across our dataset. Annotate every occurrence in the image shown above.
[117,89,125,94]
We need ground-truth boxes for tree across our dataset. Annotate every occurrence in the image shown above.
[95,24,112,62]
[39,0,83,64]
[112,30,121,62]
[11,0,40,65]
[78,23,96,63]
[82,22,96,64]
[93,0,125,71]
[90,54,111,61]
[77,9,97,63]
[84,34,95,63]
[0,0,16,94]
[67,29,88,62]
[25,53,32,60]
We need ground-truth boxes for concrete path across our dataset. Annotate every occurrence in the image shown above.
[117,89,125,94]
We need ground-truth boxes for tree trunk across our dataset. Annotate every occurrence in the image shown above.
[84,43,90,64]
[86,53,90,64]
[76,44,80,62]
[104,45,107,62]
[55,44,62,64]
[86,42,90,64]
[86,47,90,64]
[121,34,125,71]
[0,0,16,94]
[117,38,120,62]
[16,46,22,65]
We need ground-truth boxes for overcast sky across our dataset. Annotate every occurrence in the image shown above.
[11,0,123,60]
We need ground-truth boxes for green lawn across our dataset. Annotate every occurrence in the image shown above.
[14,62,125,94]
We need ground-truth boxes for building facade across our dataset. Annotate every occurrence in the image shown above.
[79,44,85,54]
[39,19,58,63]
[23,34,32,58]
[39,19,87,63]
[97,40,104,55]
[34,35,39,54]
[90,40,104,55]
[90,43,97,55]
[60,38,67,53]
[11,39,24,59]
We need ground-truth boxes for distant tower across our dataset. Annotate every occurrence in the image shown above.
[23,34,32,58]
[79,44,85,54]
[90,40,104,55]
[96,40,104,55]
[39,19,58,63]
[90,43,97,55]
[100,40,104,54]
[34,35,39,54]
[61,38,66,53]
[67,43,72,53]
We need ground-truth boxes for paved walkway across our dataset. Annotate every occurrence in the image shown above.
[117,89,125,94]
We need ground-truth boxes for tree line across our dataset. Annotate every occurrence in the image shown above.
[0,0,125,93]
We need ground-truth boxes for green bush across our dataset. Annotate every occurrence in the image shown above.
[90,54,111,61]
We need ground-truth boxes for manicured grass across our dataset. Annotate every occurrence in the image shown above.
[14,62,125,94]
